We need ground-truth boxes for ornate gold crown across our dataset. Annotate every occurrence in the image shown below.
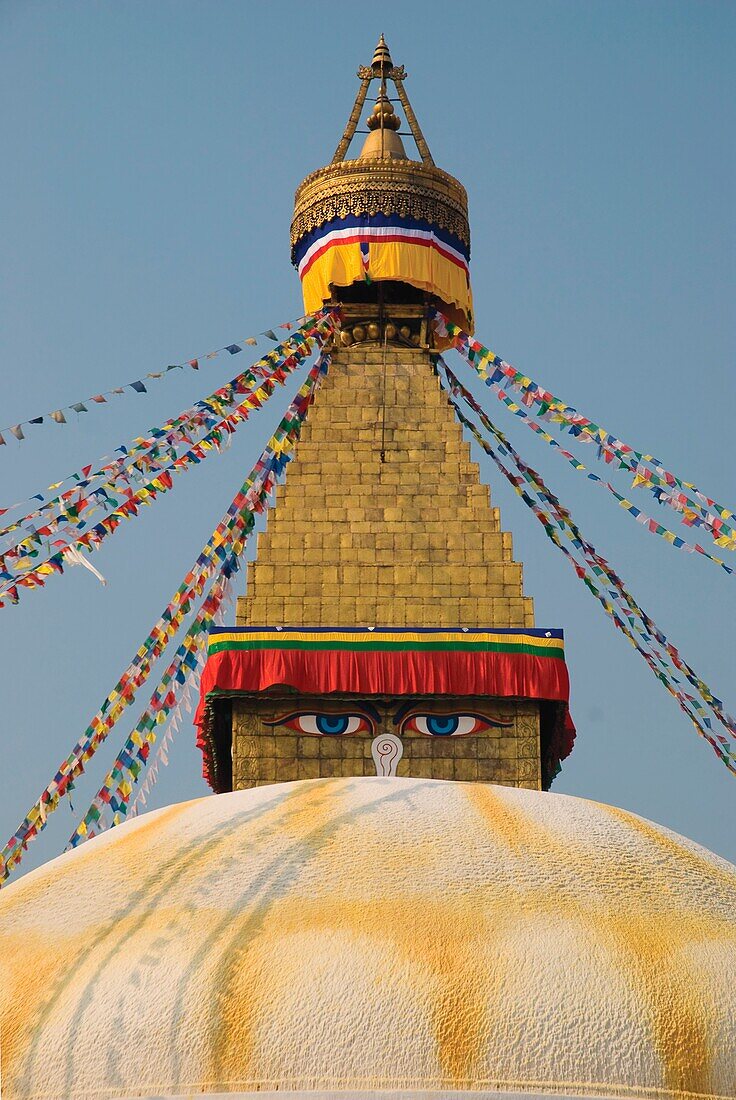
[290,35,470,262]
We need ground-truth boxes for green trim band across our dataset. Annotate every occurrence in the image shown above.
[207,639,565,659]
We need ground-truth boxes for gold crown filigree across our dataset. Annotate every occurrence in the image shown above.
[291,160,470,260]
[291,36,470,261]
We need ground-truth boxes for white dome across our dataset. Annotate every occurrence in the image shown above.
[1,777,735,1100]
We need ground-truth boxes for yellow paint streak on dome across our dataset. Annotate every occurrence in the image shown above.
[604,804,736,892]
[2,909,205,1094]
[211,782,585,1090]
[4,802,189,915]
[604,911,714,1099]
[0,929,69,1077]
[464,786,728,1098]
[206,779,497,1088]
[212,893,512,1089]
[465,781,560,855]
[0,803,192,1086]
[205,779,354,1086]
[1,798,273,1094]
[206,879,729,1094]
[427,921,489,1085]
[601,805,736,1098]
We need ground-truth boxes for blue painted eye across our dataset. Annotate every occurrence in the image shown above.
[425,715,460,736]
[315,714,351,735]
[270,713,374,736]
[402,714,500,737]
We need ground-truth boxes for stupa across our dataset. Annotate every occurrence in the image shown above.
[1,36,734,1100]
[195,34,574,796]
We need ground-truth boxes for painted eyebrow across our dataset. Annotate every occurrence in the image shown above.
[264,703,380,727]
[392,703,514,726]
[392,701,418,724]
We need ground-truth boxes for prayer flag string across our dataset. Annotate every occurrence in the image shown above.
[437,357,736,777]
[126,625,215,821]
[433,312,736,554]
[126,588,236,824]
[0,349,331,885]
[0,312,338,607]
[0,308,336,533]
[0,309,314,449]
[69,579,226,844]
[450,345,734,577]
[126,575,240,820]
[68,352,330,846]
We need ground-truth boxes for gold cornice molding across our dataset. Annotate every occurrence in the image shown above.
[291,158,470,258]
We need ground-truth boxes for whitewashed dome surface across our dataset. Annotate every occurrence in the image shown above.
[1,776,735,1100]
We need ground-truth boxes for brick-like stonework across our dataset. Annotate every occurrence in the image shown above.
[230,339,541,791]
[232,695,541,791]
[237,345,534,628]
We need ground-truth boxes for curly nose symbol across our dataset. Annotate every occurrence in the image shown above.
[371,733,403,777]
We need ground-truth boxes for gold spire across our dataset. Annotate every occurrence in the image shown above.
[329,34,434,165]
[360,36,405,160]
[366,92,400,131]
[371,32,392,74]
[359,88,406,160]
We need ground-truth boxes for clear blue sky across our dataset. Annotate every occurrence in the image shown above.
[1,0,734,878]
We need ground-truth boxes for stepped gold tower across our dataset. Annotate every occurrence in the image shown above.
[199,37,574,796]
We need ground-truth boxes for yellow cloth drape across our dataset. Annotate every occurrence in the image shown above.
[301,240,473,331]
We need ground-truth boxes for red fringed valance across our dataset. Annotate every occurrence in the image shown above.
[195,627,575,790]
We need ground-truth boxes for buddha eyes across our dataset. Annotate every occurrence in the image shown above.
[267,711,506,738]
[401,714,497,737]
[270,713,374,736]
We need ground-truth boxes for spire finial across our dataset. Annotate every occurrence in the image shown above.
[330,35,434,167]
[371,34,392,75]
